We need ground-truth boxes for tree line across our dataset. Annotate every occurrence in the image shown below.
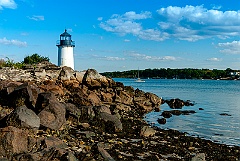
[101,68,239,80]
[0,53,49,69]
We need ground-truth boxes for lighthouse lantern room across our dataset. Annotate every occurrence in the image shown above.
[56,29,75,70]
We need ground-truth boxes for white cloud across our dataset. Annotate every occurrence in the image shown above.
[121,11,152,20]
[100,11,168,41]
[97,17,103,21]
[21,32,28,36]
[218,41,240,54]
[157,5,240,41]
[0,0,17,9]
[101,56,125,61]
[207,57,222,61]
[124,39,130,42]
[91,54,125,61]
[128,52,177,61]
[100,5,240,42]
[0,37,27,47]
[28,15,44,21]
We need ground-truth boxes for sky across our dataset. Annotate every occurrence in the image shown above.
[1,0,240,72]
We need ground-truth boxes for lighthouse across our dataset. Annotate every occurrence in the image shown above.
[56,29,75,70]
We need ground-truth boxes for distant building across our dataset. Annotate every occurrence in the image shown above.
[230,71,240,76]
[56,29,75,70]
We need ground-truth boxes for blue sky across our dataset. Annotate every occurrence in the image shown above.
[1,0,240,72]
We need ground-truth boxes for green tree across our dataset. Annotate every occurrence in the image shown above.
[23,53,49,64]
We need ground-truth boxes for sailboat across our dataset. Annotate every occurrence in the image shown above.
[135,68,145,82]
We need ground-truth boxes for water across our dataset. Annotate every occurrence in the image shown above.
[113,78,240,146]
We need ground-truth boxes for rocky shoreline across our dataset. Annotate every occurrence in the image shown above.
[0,62,239,161]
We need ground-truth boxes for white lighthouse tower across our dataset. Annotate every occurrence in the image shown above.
[56,29,75,70]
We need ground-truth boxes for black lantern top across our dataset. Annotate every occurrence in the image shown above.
[56,29,75,47]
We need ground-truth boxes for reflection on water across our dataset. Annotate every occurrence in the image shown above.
[114,78,240,146]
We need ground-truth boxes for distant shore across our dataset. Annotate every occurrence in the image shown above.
[101,68,240,80]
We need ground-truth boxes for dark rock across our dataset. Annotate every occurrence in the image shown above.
[181,110,196,115]
[60,151,79,161]
[170,110,182,116]
[98,145,115,161]
[98,112,122,133]
[5,105,40,129]
[154,107,160,112]
[220,113,231,116]
[165,98,185,109]
[8,82,40,109]
[185,100,195,106]
[165,98,194,109]
[161,111,172,118]
[0,126,28,157]
[199,108,204,110]
[124,86,135,97]
[94,105,111,114]
[44,136,68,154]
[157,118,166,124]
[145,92,162,107]
[35,92,66,130]
[65,103,81,118]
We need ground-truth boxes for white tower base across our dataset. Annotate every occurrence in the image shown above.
[58,46,74,70]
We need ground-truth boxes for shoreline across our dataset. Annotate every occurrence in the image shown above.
[0,64,239,160]
[104,113,240,160]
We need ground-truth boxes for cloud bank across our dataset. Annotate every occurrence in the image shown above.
[28,15,44,21]
[128,52,177,61]
[0,37,27,47]
[100,5,240,42]
[0,0,17,9]
[218,41,240,54]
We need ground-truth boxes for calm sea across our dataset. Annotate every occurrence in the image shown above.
[113,78,240,147]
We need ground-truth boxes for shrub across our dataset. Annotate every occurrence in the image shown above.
[23,53,49,65]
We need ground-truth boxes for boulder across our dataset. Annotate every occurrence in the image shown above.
[94,105,112,115]
[0,81,22,106]
[58,66,75,81]
[76,106,95,122]
[82,69,109,88]
[124,86,135,97]
[140,126,156,137]
[157,118,166,124]
[8,82,40,109]
[165,98,185,109]
[74,71,86,83]
[43,136,68,154]
[5,105,40,129]
[39,80,64,96]
[161,111,172,118]
[101,92,113,102]
[145,92,162,107]
[65,103,81,118]
[98,112,122,133]
[115,103,131,112]
[118,91,133,105]
[0,126,28,157]
[88,91,101,106]
[35,92,66,130]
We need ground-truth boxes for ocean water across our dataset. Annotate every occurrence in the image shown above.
[113,78,240,147]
